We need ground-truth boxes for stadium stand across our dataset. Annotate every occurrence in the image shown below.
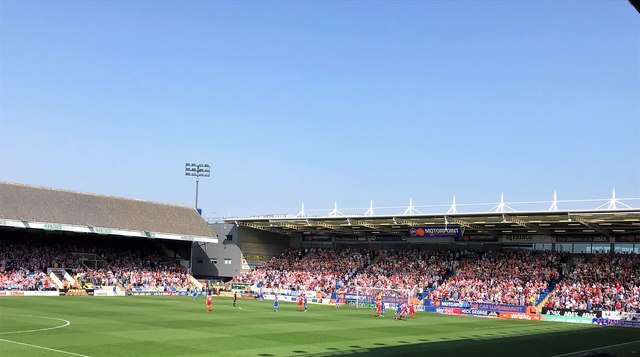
[428,250,562,306]
[0,234,191,292]
[3,233,639,313]
[0,235,76,291]
[545,253,640,312]
[233,248,640,312]
[2,181,638,315]
[0,182,217,293]
[349,249,459,295]
[233,248,370,292]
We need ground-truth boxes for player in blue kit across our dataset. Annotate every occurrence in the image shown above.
[393,303,402,319]
[303,294,308,312]
[192,287,198,301]
[274,294,279,312]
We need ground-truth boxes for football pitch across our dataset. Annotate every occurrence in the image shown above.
[1,296,639,357]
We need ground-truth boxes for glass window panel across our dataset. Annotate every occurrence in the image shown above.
[614,244,634,254]
[573,244,591,254]
[591,244,610,253]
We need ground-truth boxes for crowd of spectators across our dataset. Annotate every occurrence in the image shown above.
[0,237,190,292]
[4,234,639,313]
[0,239,75,291]
[429,250,561,306]
[236,249,565,307]
[545,253,640,312]
[348,249,460,295]
[0,268,54,291]
[75,250,189,291]
[234,248,370,293]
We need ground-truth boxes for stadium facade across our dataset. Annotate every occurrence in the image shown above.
[2,181,639,280]
[226,193,640,265]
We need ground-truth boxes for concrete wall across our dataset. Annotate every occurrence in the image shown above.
[190,224,293,279]
[237,226,290,261]
[190,223,242,279]
[289,234,302,249]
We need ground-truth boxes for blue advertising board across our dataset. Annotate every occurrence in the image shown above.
[469,302,527,313]
[592,318,640,328]
[424,299,470,308]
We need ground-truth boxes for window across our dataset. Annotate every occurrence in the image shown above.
[591,244,610,253]
[224,258,232,265]
[573,243,591,254]
[211,259,218,264]
[534,243,552,251]
[614,245,634,254]
[196,258,203,264]
[556,243,572,252]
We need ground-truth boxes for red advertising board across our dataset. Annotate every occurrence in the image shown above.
[500,312,541,321]
[436,307,462,315]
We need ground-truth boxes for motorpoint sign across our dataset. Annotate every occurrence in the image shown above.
[409,226,462,238]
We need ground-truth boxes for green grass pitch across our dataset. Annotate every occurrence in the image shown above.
[1,296,639,356]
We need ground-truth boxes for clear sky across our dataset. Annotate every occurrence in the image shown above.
[1,0,638,219]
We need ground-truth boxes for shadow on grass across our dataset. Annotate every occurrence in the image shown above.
[294,326,639,357]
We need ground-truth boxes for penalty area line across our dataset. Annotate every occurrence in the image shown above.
[0,338,90,357]
[551,339,640,357]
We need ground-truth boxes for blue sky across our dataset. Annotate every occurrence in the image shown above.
[1,0,638,218]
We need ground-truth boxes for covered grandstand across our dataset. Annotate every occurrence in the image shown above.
[227,194,640,327]
[0,181,217,295]
[1,182,638,328]
[227,192,640,254]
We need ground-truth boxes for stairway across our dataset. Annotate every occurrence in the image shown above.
[535,270,564,309]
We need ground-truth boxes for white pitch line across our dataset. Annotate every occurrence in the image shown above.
[0,315,71,335]
[551,339,640,357]
[0,338,90,357]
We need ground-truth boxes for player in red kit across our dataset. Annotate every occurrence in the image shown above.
[297,295,303,311]
[206,291,213,312]
[400,303,407,320]
[409,302,416,318]
[375,293,382,317]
